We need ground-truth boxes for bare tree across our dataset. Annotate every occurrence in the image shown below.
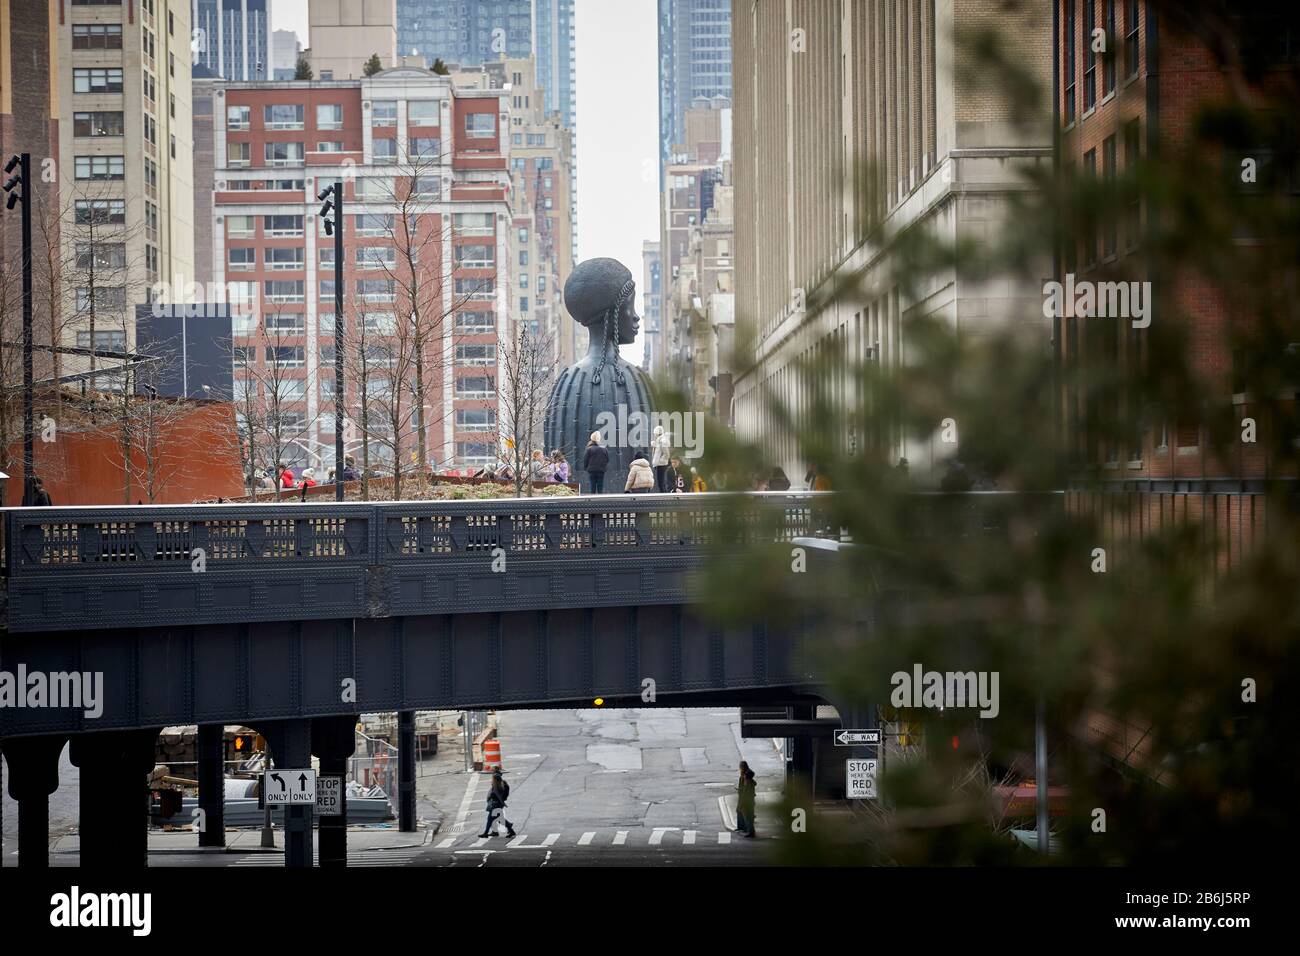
[498,321,554,497]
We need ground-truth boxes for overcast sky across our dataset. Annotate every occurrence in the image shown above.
[271,1,660,361]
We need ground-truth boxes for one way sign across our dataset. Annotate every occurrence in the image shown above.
[833,729,881,746]
[264,769,316,805]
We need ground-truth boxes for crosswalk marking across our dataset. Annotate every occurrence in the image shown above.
[718,831,731,844]
[649,827,678,845]
[428,828,749,850]
[578,831,596,845]
[613,830,628,845]
[683,830,696,845]
[436,837,456,848]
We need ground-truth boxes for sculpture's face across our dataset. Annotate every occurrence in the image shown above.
[616,287,640,344]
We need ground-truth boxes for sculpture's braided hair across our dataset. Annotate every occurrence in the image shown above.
[592,278,636,388]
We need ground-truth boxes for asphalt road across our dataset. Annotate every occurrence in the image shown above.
[3,707,790,868]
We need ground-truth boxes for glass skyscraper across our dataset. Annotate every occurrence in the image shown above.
[191,0,271,81]
[658,0,732,178]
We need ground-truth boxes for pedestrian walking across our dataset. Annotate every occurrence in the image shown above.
[735,761,757,838]
[582,431,609,494]
[651,424,672,492]
[624,449,655,492]
[480,767,516,838]
[30,477,53,506]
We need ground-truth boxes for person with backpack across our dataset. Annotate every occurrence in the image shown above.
[582,431,609,494]
[480,767,516,838]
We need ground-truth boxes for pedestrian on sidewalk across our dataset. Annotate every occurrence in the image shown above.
[735,761,757,838]
[480,767,516,838]
[651,424,672,491]
[582,431,609,494]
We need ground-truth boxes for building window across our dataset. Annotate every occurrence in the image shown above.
[1083,0,1097,112]
[455,311,494,333]
[264,280,305,302]
[264,142,304,166]
[320,70,334,81]
[1103,0,1117,95]
[264,104,305,129]
[355,246,397,269]
[355,213,394,236]
[455,344,496,365]
[454,212,494,236]
[73,68,124,94]
[1125,0,1140,77]
[372,137,398,163]
[456,409,496,431]
[1083,148,1098,265]
[412,176,440,198]
[74,155,125,180]
[265,313,306,333]
[266,247,305,271]
[410,137,441,158]
[519,273,529,289]
[75,287,126,312]
[228,247,256,271]
[76,330,127,352]
[73,111,124,137]
[75,242,127,270]
[466,113,496,138]
[72,24,123,50]
[1124,120,1141,249]
[317,104,344,129]
[263,215,304,237]
[358,279,395,301]
[455,243,495,268]
[227,105,251,130]
[371,101,398,126]
[1102,134,1118,257]
[408,100,439,125]
[227,215,257,238]
[265,347,305,368]
[315,141,345,153]
[75,199,125,225]
[455,277,495,299]
[455,375,495,398]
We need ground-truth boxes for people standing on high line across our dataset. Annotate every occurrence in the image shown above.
[665,456,685,494]
[550,450,570,483]
[804,463,831,491]
[528,449,547,483]
[624,449,655,493]
[341,456,360,482]
[30,477,53,506]
[278,462,295,490]
[582,431,609,494]
[766,467,791,491]
[480,767,516,839]
[735,761,757,838]
[299,468,317,489]
[651,424,672,492]
[690,467,708,493]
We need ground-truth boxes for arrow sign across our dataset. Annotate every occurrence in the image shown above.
[265,769,315,805]
[833,729,881,746]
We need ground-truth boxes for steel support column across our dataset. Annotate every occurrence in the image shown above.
[313,714,358,868]
[4,735,65,868]
[787,704,816,796]
[398,710,416,832]
[261,719,313,867]
[70,728,160,867]
[197,724,226,847]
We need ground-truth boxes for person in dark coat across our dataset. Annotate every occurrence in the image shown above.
[582,431,610,494]
[30,477,53,506]
[663,457,683,494]
[766,467,791,491]
[480,768,516,838]
[735,761,757,837]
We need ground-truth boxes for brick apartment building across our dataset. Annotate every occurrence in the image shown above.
[205,66,511,474]
[1056,1,1298,764]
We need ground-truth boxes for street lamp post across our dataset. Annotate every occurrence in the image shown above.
[318,181,345,501]
[4,153,34,505]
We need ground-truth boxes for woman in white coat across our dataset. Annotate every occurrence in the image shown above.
[651,425,672,492]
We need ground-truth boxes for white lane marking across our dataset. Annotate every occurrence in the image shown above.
[718,831,731,844]
[683,830,696,845]
[469,837,489,849]
[718,795,737,831]
[648,827,679,845]
[452,772,483,834]
[436,837,456,849]
[542,832,560,847]
[613,830,628,845]
[505,832,560,848]
[577,831,596,846]
[510,754,541,759]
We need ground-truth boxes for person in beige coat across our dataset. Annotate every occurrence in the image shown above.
[624,449,656,492]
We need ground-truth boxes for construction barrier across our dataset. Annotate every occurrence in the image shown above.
[482,738,501,773]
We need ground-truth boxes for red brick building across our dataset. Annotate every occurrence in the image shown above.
[1056,1,1297,762]
[204,66,511,474]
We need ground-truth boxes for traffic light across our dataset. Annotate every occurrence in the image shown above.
[232,733,257,754]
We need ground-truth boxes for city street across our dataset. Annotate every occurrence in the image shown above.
[3,708,788,867]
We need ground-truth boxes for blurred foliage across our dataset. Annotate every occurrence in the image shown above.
[677,1,1300,865]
